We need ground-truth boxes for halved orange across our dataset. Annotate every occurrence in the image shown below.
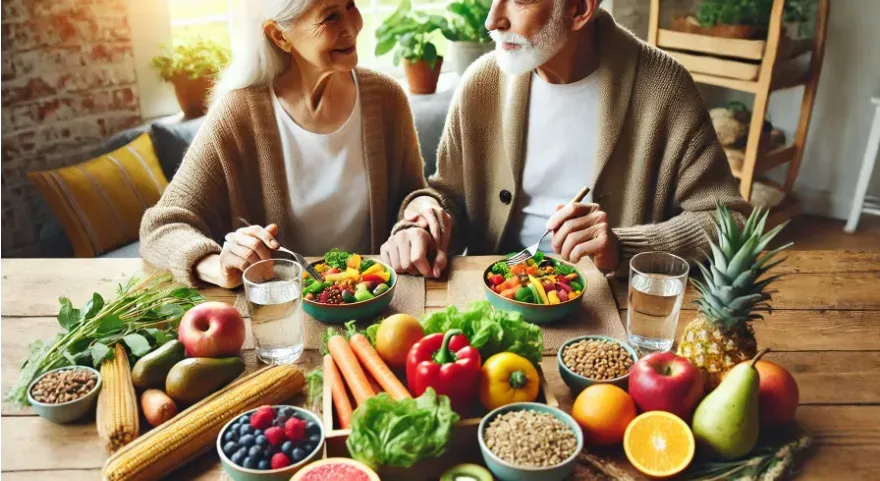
[623,411,695,479]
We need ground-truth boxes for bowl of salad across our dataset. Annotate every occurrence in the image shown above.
[302,249,397,324]
[483,252,585,324]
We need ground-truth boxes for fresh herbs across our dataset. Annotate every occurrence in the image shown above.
[553,260,576,276]
[359,258,376,271]
[6,273,203,407]
[490,260,511,277]
[695,0,818,28]
[420,301,543,365]
[324,248,351,270]
[346,388,459,470]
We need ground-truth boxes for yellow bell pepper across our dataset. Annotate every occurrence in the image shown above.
[478,352,540,410]
[361,263,384,276]
[324,271,357,283]
[528,275,550,305]
[547,290,561,305]
[375,269,391,283]
[346,253,362,270]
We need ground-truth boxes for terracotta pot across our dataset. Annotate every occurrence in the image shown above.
[709,23,764,40]
[403,57,443,95]
[170,74,214,118]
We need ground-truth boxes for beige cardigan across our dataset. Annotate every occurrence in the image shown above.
[140,68,426,286]
[399,10,750,273]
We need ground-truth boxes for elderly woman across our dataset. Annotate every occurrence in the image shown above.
[141,0,442,288]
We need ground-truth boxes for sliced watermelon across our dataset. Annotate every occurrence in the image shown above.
[291,458,379,481]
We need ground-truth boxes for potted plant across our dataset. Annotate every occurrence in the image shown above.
[375,0,445,94]
[441,0,494,76]
[151,35,231,118]
[680,0,816,40]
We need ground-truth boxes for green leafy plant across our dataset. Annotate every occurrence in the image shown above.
[375,0,446,68]
[695,0,817,28]
[150,35,231,81]
[441,0,492,43]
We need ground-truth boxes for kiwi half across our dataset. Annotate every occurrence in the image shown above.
[440,463,493,481]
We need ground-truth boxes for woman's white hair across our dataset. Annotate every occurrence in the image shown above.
[211,0,318,104]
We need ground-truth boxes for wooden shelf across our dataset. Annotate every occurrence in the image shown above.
[667,50,760,81]
[657,29,766,60]
[691,73,759,93]
[727,144,795,179]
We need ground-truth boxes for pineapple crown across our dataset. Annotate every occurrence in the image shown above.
[692,204,793,331]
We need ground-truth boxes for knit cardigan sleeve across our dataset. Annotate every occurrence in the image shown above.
[612,71,750,276]
[139,109,231,286]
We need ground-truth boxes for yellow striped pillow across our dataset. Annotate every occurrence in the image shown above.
[29,133,168,257]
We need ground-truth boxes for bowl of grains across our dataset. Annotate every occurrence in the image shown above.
[27,366,101,424]
[558,336,638,393]
[478,403,583,481]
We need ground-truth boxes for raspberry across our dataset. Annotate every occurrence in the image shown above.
[264,426,286,446]
[284,417,307,442]
[270,452,291,469]
[250,406,274,430]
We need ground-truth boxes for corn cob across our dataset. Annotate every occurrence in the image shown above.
[102,364,305,481]
[97,344,139,453]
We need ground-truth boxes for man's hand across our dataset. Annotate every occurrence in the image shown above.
[401,195,453,277]
[381,227,443,278]
[546,203,620,271]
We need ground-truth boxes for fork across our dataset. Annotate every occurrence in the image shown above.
[505,186,591,267]
[236,217,324,282]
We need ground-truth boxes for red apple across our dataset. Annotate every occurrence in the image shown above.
[178,302,245,357]
[629,352,704,421]
[754,360,799,426]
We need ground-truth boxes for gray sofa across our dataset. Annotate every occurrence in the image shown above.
[39,84,457,258]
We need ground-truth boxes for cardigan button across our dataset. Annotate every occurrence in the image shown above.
[499,190,512,205]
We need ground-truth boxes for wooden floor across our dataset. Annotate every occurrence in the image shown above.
[774,215,880,250]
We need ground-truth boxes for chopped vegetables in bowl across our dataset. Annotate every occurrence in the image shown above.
[304,249,394,305]
[485,251,584,305]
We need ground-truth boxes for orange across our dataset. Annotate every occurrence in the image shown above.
[571,384,637,446]
[623,411,695,479]
[374,314,424,369]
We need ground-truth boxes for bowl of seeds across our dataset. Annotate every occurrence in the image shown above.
[27,366,101,424]
[558,335,638,393]
[478,402,583,481]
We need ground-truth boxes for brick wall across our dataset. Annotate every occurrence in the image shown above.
[1,0,142,257]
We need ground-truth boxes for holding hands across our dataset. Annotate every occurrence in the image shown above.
[381,196,453,279]
[546,202,620,272]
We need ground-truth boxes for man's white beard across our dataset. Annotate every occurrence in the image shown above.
[490,4,568,76]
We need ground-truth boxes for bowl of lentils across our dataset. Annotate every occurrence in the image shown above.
[478,403,583,481]
[558,335,638,393]
[27,366,102,424]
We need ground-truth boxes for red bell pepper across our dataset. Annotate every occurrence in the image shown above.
[406,329,481,412]
[361,274,385,285]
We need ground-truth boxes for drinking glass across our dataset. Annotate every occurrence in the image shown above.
[627,252,689,353]
[243,259,304,364]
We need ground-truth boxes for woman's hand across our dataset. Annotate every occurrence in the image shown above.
[401,196,453,277]
[381,227,443,278]
[196,224,280,288]
[546,203,620,271]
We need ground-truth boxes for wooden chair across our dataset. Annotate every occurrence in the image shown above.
[647,0,830,218]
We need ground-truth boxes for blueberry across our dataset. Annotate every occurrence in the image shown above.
[239,434,255,447]
[248,445,263,458]
[254,429,264,437]
[281,441,294,455]
[255,435,267,447]
[243,456,258,469]
[223,441,239,455]
[309,434,321,444]
[302,443,314,454]
[276,414,288,424]
[240,424,255,436]
[306,421,320,434]
[230,450,246,466]
[240,415,250,425]
[258,460,270,470]
[224,430,236,442]
[280,406,294,417]
[292,448,305,462]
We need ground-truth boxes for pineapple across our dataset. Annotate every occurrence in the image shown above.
[677,204,791,391]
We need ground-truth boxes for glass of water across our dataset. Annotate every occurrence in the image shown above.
[243,259,304,364]
[627,252,689,353]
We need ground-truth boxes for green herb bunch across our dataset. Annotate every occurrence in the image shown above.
[375,0,447,69]
[6,273,204,407]
[696,0,817,28]
[441,0,492,44]
[151,35,231,81]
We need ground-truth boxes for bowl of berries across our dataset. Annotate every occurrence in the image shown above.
[217,405,324,481]
[302,250,397,324]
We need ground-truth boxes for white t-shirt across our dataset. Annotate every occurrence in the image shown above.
[271,73,371,256]
[510,70,600,252]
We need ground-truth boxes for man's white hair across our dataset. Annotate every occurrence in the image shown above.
[211,0,319,104]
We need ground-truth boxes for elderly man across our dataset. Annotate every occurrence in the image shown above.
[383,0,749,276]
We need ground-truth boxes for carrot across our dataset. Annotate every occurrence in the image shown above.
[327,335,375,406]
[323,354,353,429]
[500,286,519,299]
[349,333,412,401]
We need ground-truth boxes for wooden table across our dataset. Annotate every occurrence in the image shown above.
[2,251,879,480]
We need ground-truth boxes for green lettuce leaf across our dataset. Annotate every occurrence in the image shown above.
[346,388,459,470]
[324,248,351,270]
[419,301,543,365]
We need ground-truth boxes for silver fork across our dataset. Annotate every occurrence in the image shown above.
[236,217,324,282]
[505,186,591,267]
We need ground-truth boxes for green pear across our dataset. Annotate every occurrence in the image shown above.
[692,348,769,459]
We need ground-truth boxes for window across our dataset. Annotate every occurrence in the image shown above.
[167,0,450,73]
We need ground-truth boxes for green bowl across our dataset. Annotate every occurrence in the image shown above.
[482,258,586,324]
[217,405,324,481]
[478,402,584,481]
[302,259,397,324]
[557,335,639,393]
[27,366,102,424]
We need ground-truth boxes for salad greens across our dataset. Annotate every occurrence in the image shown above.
[324,248,351,270]
[305,368,323,412]
[6,272,203,406]
[346,388,459,470]
[420,301,543,365]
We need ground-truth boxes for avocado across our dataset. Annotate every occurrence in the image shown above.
[131,340,186,389]
[440,463,493,481]
[165,357,245,404]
